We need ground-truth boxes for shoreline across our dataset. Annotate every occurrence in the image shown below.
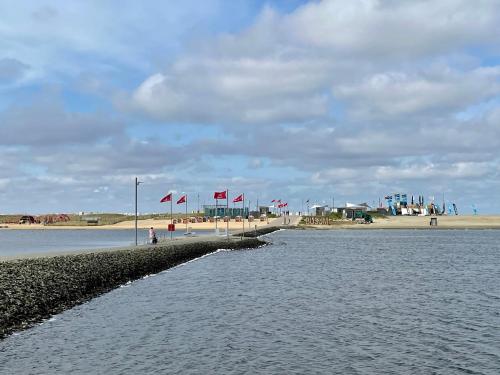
[299,225,500,230]
[0,229,280,339]
[298,215,500,230]
[0,217,283,231]
[1,215,499,230]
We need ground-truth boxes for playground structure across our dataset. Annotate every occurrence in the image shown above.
[3,214,71,225]
[39,214,71,225]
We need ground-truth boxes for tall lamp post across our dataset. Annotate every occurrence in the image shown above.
[135,177,143,246]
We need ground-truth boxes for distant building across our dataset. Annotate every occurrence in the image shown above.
[336,202,371,219]
[203,205,248,218]
[310,205,330,216]
[258,206,271,215]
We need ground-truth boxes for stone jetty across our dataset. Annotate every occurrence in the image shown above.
[236,225,283,237]
[0,234,272,339]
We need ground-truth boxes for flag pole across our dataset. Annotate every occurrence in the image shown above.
[247,200,251,232]
[135,177,138,246]
[215,198,218,231]
[170,196,173,240]
[226,189,229,238]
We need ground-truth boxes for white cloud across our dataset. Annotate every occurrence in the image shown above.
[128,0,500,125]
[0,58,29,84]
[0,96,123,146]
[129,58,331,124]
[375,162,493,180]
[2,1,500,213]
[284,0,500,58]
[0,0,225,82]
[335,67,500,118]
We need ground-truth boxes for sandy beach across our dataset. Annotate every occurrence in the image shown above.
[303,215,500,229]
[2,215,500,230]
[0,216,290,231]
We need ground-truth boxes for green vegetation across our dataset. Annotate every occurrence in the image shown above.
[0,215,23,224]
[367,211,388,219]
[48,214,133,226]
[0,212,209,226]
[328,212,343,220]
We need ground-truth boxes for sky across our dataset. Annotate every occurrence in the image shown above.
[1,0,500,214]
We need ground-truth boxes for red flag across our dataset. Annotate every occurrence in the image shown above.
[160,193,172,203]
[214,191,227,199]
[233,194,243,203]
[271,199,276,202]
[283,202,288,207]
[278,203,284,208]
[277,199,282,203]
[176,195,186,204]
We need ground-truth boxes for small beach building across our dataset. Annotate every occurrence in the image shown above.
[310,205,329,216]
[259,206,271,215]
[336,203,370,219]
[203,205,248,218]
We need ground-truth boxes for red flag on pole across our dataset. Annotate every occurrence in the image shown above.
[233,194,243,203]
[160,193,172,203]
[176,195,186,204]
[283,202,288,207]
[214,191,226,200]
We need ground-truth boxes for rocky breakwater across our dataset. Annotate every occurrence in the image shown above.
[237,226,282,237]
[0,236,265,339]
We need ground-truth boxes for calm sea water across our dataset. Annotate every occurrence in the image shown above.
[1,229,499,374]
[0,229,212,257]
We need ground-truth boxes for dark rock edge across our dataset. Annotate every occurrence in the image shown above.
[236,225,284,237]
[0,236,270,340]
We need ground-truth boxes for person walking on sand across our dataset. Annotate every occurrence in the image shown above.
[149,227,157,244]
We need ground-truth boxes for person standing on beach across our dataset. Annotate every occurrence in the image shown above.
[149,227,157,244]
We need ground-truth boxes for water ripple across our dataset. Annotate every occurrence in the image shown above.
[1,230,499,374]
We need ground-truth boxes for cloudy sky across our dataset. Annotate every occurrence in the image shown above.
[1,0,499,214]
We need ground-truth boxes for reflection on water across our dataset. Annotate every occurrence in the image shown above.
[0,229,212,257]
[1,230,499,374]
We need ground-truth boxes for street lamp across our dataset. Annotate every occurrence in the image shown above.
[135,177,143,246]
